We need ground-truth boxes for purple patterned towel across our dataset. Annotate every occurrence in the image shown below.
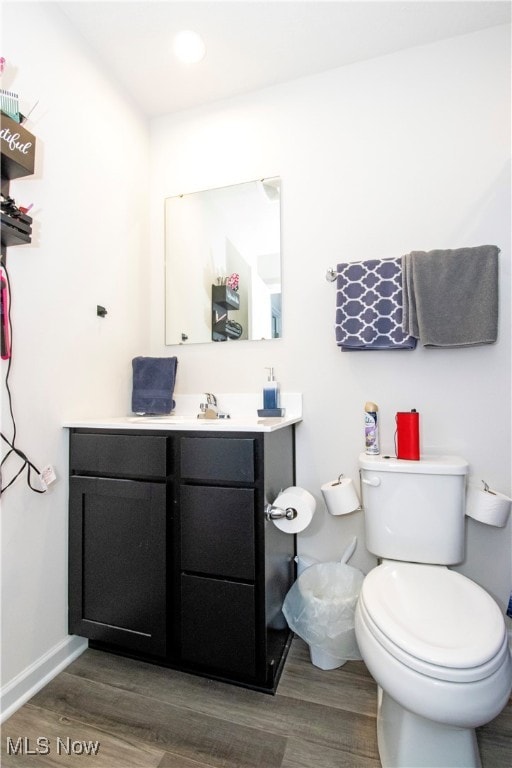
[335,258,416,350]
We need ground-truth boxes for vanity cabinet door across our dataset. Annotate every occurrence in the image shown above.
[180,485,255,580]
[69,476,167,656]
[180,574,257,678]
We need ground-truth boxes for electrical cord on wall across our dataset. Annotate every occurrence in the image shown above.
[0,261,46,495]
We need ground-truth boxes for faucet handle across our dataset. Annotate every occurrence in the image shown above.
[205,392,217,406]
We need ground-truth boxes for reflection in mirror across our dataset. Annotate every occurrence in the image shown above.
[165,178,281,344]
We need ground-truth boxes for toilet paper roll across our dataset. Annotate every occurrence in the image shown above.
[270,487,316,533]
[466,486,512,528]
[321,477,361,516]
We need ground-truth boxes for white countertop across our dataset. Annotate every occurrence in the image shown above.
[63,415,301,433]
[64,393,302,433]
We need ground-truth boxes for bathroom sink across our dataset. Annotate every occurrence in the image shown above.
[128,415,188,424]
[128,415,235,426]
[125,415,285,430]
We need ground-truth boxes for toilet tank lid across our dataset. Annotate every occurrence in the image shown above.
[358,453,468,475]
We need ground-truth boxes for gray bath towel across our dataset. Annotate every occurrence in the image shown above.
[402,245,499,347]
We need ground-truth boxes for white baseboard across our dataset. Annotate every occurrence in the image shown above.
[1,635,88,723]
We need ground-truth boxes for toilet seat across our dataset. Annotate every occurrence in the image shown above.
[360,562,507,682]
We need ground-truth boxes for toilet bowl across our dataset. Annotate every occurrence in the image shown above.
[355,561,512,767]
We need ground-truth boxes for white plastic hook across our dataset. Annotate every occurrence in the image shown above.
[339,536,357,564]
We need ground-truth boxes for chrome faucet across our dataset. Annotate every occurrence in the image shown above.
[198,393,218,419]
[197,393,230,420]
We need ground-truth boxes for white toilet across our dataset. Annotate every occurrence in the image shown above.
[355,453,512,768]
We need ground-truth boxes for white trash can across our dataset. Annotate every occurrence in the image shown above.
[284,554,364,670]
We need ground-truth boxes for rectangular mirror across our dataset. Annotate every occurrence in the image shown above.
[165,178,281,345]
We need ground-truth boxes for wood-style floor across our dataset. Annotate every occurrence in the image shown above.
[2,638,511,767]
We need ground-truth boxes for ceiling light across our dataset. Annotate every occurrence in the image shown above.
[172,30,206,64]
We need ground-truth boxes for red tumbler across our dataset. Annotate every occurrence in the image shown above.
[396,410,420,460]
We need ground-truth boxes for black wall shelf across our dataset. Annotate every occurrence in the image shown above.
[211,284,242,341]
[1,211,32,248]
[1,111,36,262]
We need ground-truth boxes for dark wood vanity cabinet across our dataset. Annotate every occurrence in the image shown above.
[68,426,296,692]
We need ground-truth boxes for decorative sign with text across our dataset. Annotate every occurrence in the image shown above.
[0,113,35,179]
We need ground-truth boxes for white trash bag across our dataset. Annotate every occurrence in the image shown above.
[283,540,364,668]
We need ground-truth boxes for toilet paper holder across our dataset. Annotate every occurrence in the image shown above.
[482,480,496,495]
[264,503,298,521]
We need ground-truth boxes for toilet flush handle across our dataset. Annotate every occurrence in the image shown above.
[361,476,381,487]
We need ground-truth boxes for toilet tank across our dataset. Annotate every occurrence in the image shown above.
[359,453,468,565]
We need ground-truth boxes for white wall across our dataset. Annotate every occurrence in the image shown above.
[1,2,149,700]
[150,25,511,606]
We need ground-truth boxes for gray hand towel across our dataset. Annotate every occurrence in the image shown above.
[402,245,499,347]
[132,356,178,414]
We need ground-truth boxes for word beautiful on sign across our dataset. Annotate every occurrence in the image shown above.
[0,113,35,178]
[0,125,32,156]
